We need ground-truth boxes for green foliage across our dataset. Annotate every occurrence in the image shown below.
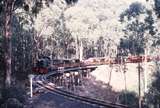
[154,0,160,18]
[65,0,78,5]
[52,14,75,59]
[0,86,26,105]
[0,0,54,17]
[0,86,26,108]
[11,15,35,81]
[1,98,23,108]
[14,0,25,8]
[0,13,4,80]
[118,91,139,107]
[0,0,79,17]
[145,63,160,106]
[152,33,160,46]
[120,20,146,55]
[31,0,44,16]
[119,2,158,55]
[31,0,78,16]
[119,2,146,55]
[84,40,96,58]
[119,37,144,56]
[120,2,145,22]
[96,36,105,57]
[145,10,157,36]
[81,38,92,58]
[1,0,79,87]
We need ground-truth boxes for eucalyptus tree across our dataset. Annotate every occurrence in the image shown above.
[0,0,78,87]
[11,14,35,81]
[119,2,157,55]
[53,17,75,59]
[0,12,4,79]
[120,2,146,55]
[96,36,105,57]
[119,2,159,108]
[0,34,4,82]
[154,0,160,18]
[144,62,160,107]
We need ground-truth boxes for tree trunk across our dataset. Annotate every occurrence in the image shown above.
[4,0,14,87]
[138,62,142,108]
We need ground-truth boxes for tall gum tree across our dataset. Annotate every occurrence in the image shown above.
[4,0,14,88]
[2,0,78,87]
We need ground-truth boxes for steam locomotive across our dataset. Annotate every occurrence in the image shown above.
[32,57,82,74]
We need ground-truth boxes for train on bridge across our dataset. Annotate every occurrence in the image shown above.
[32,57,83,74]
[32,55,156,74]
[84,55,152,65]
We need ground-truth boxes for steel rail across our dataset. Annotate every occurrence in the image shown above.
[37,81,130,108]
[34,66,131,108]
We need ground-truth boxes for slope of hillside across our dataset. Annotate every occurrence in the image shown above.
[34,0,151,42]
[90,62,155,93]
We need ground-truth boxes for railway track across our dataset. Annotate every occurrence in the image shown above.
[37,81,130,108]
[33,66,131,108]
[32,54,159,108]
